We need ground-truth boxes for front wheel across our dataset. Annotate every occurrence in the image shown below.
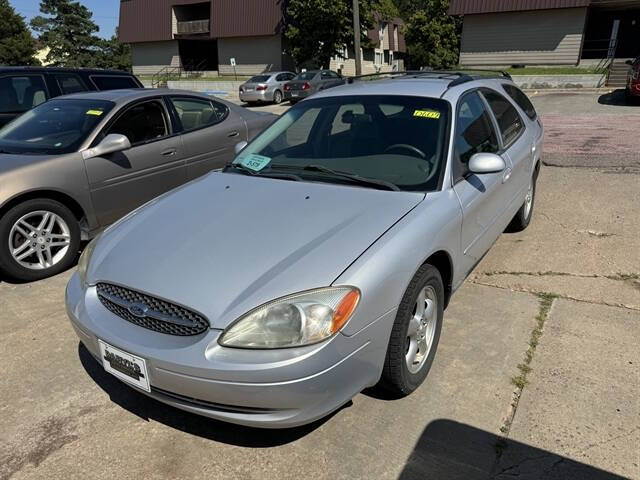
[0,199,80,282]
[379,264,444,396]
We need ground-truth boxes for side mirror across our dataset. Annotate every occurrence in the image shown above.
[234,141,248,155]
[468,153,506,174]
[625,60,633,65]
[82,134,131,160]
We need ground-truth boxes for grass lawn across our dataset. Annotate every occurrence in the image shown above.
[137,75,250,82]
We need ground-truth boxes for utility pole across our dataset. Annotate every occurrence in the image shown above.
[353,0,362,76]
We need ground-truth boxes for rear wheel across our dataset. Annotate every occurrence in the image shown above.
[0,199,80,282]
[379,264,444,396]
[506,167,538,232]
[273,90,283,104]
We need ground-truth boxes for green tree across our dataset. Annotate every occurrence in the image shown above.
[30,0,101,67]
[403,0,462,70]
[284,0,373,70]
[0,0,40,65]
[372,0,399,21]
[94,29,132,71]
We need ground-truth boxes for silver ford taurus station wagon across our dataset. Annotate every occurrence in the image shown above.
[66,71,543,428]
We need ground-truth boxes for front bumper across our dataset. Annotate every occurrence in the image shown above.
[66,273,394,428]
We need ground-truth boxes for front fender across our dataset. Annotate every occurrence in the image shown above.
[334,190,462,337]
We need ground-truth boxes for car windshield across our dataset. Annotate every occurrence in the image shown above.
[230,95,450,192]
[248,75,271,83]
[0,99,114,155]
[296,72,317,81]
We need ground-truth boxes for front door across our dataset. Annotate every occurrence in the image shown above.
[452,91,512,275]
[84,98,186,227]
[168,96,247,180]
[481,88,530,215]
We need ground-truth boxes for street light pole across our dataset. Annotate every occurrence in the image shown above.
[353,0,362,76]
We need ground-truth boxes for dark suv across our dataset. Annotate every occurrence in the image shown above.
[0,67,143,127]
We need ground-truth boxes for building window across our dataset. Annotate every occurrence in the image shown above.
[375,51,383,65]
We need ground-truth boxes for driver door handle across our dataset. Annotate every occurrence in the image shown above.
[503,167,512,183]
[161,148,177,157]
[227,131,239,138]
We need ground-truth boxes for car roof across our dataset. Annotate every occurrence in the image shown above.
[53,88,213,104]
[0,66,135,75]
[311,72,515,101]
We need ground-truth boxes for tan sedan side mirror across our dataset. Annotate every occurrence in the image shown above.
[82,134,132,160]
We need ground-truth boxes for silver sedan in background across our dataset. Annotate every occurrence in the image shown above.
[67,72,543,428]
[239,72,296,105]
[0,89,276,282]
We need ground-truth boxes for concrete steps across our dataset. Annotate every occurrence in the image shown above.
[607,61,631,87]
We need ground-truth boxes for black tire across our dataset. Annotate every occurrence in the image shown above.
[273,90,283,104]
[0,199,81,282]
[506,166,539,233]
[379,264,444,396]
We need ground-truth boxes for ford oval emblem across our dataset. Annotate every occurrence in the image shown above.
[128,303,149,318]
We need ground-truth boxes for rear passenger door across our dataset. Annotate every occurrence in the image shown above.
[168,96,247,179]
[0,74,49,128]
[480,89,530,214]
[84,98,185,226]
[452,91,512,274]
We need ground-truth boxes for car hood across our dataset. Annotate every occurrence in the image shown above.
[88,172,424,329]
[0,153,53,173]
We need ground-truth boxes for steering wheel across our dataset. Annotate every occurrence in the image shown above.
[384,143,426,159]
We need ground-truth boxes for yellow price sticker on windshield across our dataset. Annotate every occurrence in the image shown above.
[86,110,104,116]
[413,109,440,119]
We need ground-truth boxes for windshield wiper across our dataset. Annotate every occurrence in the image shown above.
[223,163,302,182]
[270,163,400,191]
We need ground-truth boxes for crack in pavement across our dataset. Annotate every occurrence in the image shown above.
[475,270,638,281]
[470,280,640,311]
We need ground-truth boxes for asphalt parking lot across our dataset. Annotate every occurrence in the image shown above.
[1,90,638,480]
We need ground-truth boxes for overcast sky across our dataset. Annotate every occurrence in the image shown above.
[12,0,120,39]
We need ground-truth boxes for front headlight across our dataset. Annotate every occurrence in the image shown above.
[77,236,99,287]
[219,287,360,349]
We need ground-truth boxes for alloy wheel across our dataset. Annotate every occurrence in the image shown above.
[405,285,438,374]
[8,210,71,270]
[523,178,534,220]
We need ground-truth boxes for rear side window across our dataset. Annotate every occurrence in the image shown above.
[91,75,139,90]
[54,74,87,95]
[482,90,524,148]
[454,91,500,181]
[107,100,168,145]
[0,75,48,114]
[248,75,271,83]
[170,97,227,131]
[502,84,537,120]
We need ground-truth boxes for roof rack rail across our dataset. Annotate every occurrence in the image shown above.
[345,69,512,85]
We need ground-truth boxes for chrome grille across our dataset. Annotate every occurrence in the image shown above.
[96,283,209,336]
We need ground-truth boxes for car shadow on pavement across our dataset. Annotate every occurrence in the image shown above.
[598,89,638,106]
[78,343,346,447]
[400,419,625,479]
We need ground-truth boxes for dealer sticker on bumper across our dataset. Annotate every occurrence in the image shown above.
[98,340,150,392]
